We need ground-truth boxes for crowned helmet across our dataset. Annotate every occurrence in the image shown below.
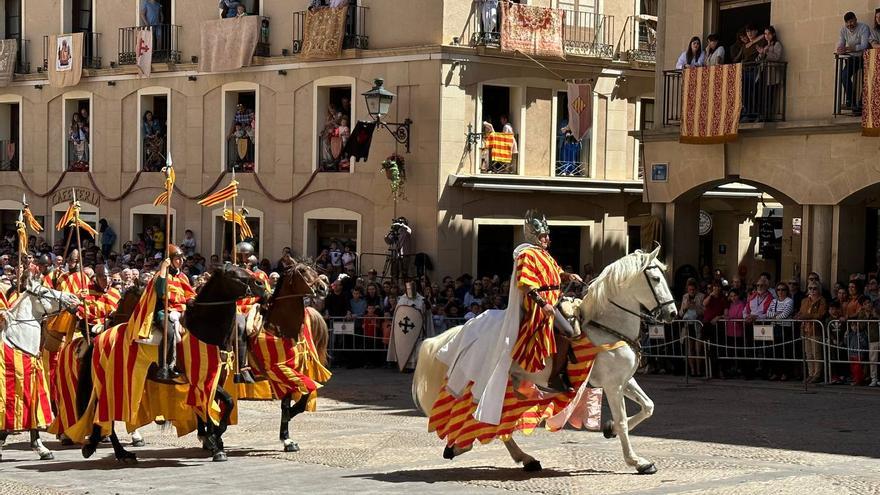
[523,210,550,246]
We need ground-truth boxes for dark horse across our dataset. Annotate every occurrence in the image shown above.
[77,265,265,462]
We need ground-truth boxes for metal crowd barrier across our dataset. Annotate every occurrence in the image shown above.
[824,319,880,386]
[324,315,469,354]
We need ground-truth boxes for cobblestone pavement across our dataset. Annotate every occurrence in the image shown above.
[1,370,879,494]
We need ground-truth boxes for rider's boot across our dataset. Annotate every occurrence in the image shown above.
[536,336,574,395]
[234,316,255,384]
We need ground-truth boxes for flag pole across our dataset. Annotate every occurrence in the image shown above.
[230,169,241,381]
[16,209,24,298]
[162,156,173,375]
[72,188,90,345]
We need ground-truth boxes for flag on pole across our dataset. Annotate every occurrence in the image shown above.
[198,179,239,207]
[223,208,253,239]
[73,217,98,237]
[55,202,76,231]
[136,27,153,77]
[21,195,43,233]
[153,163,176,206]
[566,82,593,142]
[16,212,27,254]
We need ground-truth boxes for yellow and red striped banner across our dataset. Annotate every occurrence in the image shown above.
[153,165,175,206]
[223,208,253,239]
[0,343,53,431]
[198,179,238,207]
[74,217,98,237]
[680,63,742,144]
[23,205,43,233]
[485,132,514,163]
[55,202,75,231]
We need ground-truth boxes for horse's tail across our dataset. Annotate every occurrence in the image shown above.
[305,306,329,366]
[411,325,462,417]
[75,342,94,418]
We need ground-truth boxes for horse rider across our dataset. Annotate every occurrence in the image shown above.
[151,245,196,382]
[512,210,582,394]
[36,254,57,289]
[57,249,89,296]
[232,241,269,383]
[76,264,123,337]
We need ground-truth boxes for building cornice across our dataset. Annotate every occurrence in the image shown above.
[447,174,643,195]
[632,118,863,142]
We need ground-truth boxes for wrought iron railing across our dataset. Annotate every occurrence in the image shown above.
[834,53,864,116]
[555,134,588,177]
[8,36,29,73]
[227,136,256,173]
[118,25,181,65]
[615,14,656,63]
[663,61,787,126]
[466,128,518,175]
[561,10,613,58]
[43,32,102,71]
[0,139,18,171]
[142,135,167,172]
[292,3,369,54]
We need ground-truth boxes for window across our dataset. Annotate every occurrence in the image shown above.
[3,0,27,73]
[555,90,590,177]
[303,208,362,271]
[476,224,515,281]
[639,98,655,131]
[64,95,91,172]
[635,98,654,180]
[130,204,176,256]
[223,87,257,172]
[62,0,100,68]
[139,89,170,172]
[316,85,353,173]
[0,99,20,171]
[479,84,521,174]
[215,209,262,259]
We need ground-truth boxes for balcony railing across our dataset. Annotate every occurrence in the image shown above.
[67,139,89,172]
[0,139,18,171]
[292,3,368,54]
[469,1,613,59]
[561,10,613,58]
[42,32,102,71]
[8,37,30,73]
[118,25,181,65]
[227,136,255,173]
[466,129,519,175]
[663,61,788,126]
[555,134,588,177]
[317,134,351,172]
[615,14,656,63]
[142,135,167,172]
[834,53,864,117]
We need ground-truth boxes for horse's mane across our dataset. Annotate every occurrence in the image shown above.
[581,249,666,319]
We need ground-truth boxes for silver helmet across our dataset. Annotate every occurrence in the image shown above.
[523,210,550,246]
[236,241,255,255]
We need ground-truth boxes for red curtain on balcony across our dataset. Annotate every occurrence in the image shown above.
[501,2,564,59]
[680,64,742,144]
[862,50,880,136]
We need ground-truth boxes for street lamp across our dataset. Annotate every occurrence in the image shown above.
[362,78,412,153]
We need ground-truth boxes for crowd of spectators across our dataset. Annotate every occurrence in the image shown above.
[660,266,880,388]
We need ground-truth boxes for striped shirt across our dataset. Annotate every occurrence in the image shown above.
[77,284,122,325]
[511,246,562,373]
[767,296,794,320]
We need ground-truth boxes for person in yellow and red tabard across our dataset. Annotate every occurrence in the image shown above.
[510,210,583,394]
[232,241,270,383]
[150,245,196,382]
[56,249,89,296]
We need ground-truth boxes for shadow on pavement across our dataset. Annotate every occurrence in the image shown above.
[347,465,618,484]
[14,457,194,472]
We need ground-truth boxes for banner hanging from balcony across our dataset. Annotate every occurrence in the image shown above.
[48,33,83,88]
[566,82,593,142]
[136,27,153,78]
[680,63,742,144]
[501,3,564,59]
[862,50,880,136]
[199,16,260,73]
[0,39,17,87]
[301,6,348,59]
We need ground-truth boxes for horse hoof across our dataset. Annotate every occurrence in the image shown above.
[602,420,617,439]
[118,453,138,463]
[82,445,97,459]
[442,446,456,460]
[212,451,228,462]
[39,451,55,461]
[523,460,542,472]
[637,463,657,475]
[131,439,145,448]
[283,442,299,453]
[60,438,75,447]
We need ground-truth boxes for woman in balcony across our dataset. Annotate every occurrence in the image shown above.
[755,26,784,122]
[68,113,89,171]
[142,110,165,171]
[675,36,704,69]
[704,34,725,66]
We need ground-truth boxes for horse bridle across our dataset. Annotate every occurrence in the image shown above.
[585,264,676,353]
[188,270,259,307]
[266,265,323,304]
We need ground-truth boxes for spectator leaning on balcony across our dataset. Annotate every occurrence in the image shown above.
[675,36,705,69]
[837,12,872,113]
[705,34,725,66]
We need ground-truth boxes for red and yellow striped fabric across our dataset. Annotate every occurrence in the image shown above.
[198,180,238,207]
[428,337,626,449]
[167,273,196,313]
[126,274,194,341]
[48,337,83,436]
[58,271,89,295]
[511,246,562,373]
[41,273,56,289]
[180,333,225,424]
[249,315,329,403]
[235,269,268,314]
[0,343,53,432]
[0,290,14,310]
[485,132,514,163]
[77,285,122,326]
[41,350,60,410]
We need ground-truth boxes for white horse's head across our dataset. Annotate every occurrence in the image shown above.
[21,278,81,319]
[580,245,677,324]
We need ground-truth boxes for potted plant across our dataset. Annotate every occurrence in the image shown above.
[380,153,406,199]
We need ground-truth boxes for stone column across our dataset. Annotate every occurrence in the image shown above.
[807,205,833,283]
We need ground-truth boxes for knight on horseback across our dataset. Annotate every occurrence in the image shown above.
[150,244,196,382]
[232,241,268,384]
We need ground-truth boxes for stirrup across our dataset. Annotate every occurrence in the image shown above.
[535,374,573,395]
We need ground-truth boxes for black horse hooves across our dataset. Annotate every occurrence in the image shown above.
[523,460,543,472]
[212,451,228,462]
[637,463,657,475]
[602,420,617,439]
[81,444,97,459]
[442,446,456,460]
[117,453,138,463]
[283,442,300,453]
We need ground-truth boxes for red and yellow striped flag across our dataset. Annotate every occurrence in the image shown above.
[23,205,43,233]
[74,218,98,237]
[223,208,253,239]
[198,180,238,207]
[55,202,75,231]
[153,165,176,206]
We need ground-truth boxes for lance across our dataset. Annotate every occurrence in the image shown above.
[161,155,174,375]
[71,188,90,345]
[230,170,242,382]
[16,209,24,297]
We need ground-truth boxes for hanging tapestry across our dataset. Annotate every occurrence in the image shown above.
[301,7,348,59]
[199,16,261,73]
[500,2,564,58]
[680,63,742,144]
[862,50,880,136]
[48,33,83,88]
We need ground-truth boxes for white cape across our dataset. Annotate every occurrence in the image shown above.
[436,243,532,425]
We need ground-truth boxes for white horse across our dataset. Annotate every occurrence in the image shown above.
[0,278,80,461]
[413,248,677,474]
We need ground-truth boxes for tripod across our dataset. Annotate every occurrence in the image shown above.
[381,248,405,284]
